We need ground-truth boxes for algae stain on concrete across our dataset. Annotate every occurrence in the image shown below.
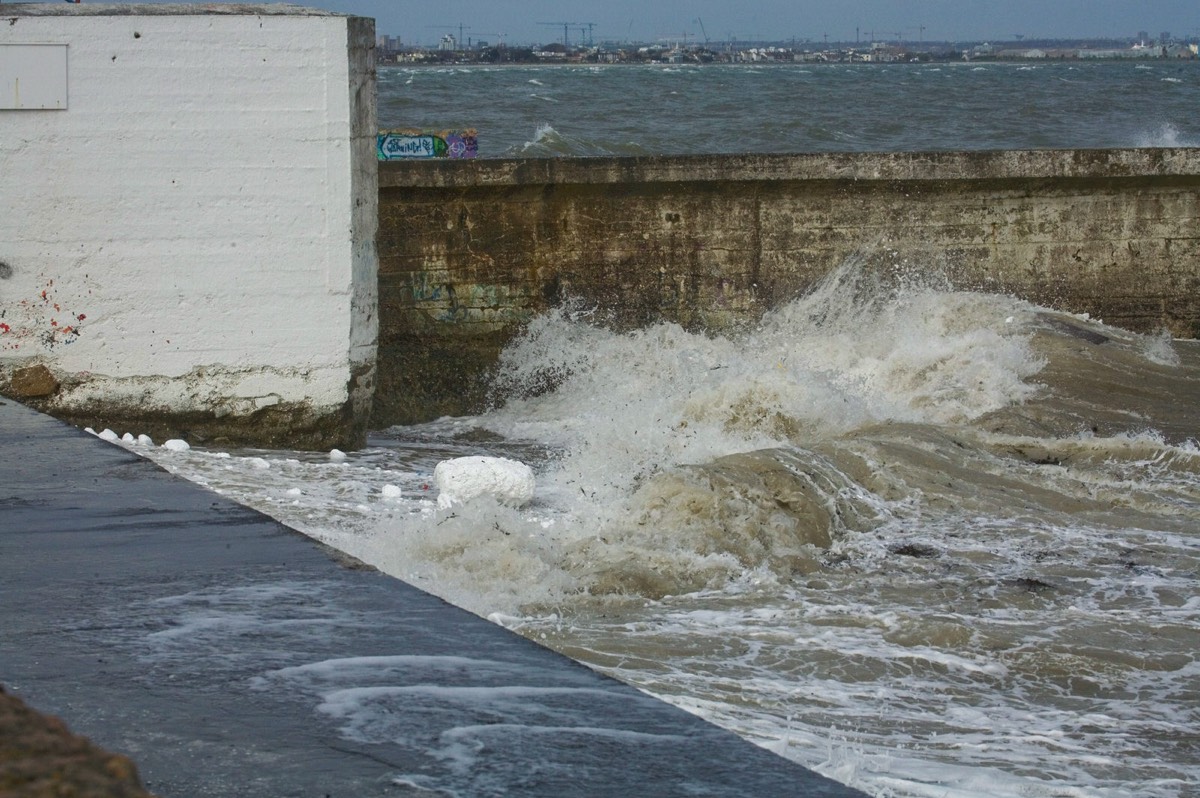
[376,150,1200,426]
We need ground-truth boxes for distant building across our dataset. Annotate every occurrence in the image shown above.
[1080,46,1161,58]
[995,48,1047,59]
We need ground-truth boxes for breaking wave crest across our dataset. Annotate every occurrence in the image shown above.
[509,123,651,157]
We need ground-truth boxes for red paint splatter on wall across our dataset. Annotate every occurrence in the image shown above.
[1,278,88,352]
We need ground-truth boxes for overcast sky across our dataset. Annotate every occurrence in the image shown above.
[103,2,1197,46]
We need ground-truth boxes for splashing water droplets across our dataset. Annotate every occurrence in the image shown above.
[484,258,1045,510]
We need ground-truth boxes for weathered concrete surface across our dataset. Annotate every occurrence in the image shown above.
[0,398,865,798]
[377,149,1200,424]
[1,5,378,451]
[0,3,342,17]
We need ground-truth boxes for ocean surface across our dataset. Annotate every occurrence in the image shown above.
[376,60,1200,156]
[148,63,1197,797]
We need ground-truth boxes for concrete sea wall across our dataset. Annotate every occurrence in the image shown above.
[0,4,377,449]
[377,149,1200,425]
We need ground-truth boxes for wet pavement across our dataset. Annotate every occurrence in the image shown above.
[0,399,866,797]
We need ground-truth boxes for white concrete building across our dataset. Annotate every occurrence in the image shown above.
[0,4,377,448]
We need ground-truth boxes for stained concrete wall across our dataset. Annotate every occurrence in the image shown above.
[0,4,377,449]
[378,149,1200,425]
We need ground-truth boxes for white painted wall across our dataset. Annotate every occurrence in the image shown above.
[0,6,377,442]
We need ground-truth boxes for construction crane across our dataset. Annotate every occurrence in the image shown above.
[695,17,710,47]
[537,21,586,48]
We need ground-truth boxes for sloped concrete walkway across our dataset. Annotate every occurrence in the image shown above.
[0,400,865,798]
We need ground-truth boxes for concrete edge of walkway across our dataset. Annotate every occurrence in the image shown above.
[1,399,867,798]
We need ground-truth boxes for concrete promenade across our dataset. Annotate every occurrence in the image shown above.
[0,399,864,797]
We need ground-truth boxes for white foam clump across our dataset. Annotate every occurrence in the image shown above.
[381,484,403,499]
[162,439,190,452]
[329,448,348,463]
[101,430,153,446]
[434,456,535,509]
[247,457,271,470]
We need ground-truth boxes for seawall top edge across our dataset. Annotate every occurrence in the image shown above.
[378,148,1200,188]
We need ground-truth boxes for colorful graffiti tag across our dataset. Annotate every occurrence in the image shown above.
[377,129,478,160]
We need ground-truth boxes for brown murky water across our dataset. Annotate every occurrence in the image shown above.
[142,265,1200,797]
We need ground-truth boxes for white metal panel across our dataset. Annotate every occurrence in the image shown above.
[1,44,68,110]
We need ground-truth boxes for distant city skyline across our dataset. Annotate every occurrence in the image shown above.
[91,1,1198,47]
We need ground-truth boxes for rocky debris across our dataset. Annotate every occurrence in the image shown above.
[8,365,59,399]
[0,685,155,798]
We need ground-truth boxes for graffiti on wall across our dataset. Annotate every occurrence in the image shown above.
[378,129,478,160]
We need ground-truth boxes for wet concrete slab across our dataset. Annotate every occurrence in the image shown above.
[0,400,866,797]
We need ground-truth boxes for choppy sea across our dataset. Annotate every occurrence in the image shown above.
[376,60,1200,156]
[136,62,1199,797]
